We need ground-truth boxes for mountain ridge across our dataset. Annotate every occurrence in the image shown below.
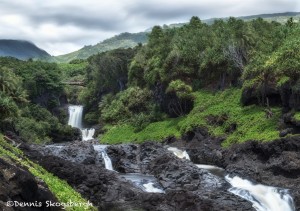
[0,39,50,60]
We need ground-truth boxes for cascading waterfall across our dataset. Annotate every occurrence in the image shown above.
[93,145,114,171]
[225,175,295,211]
[68,105,83,128]
[170,147,295,211]
[81,128,96,141]
[68,105,95,141]
[93,145,165,193]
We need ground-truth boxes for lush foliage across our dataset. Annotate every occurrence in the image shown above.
[0,57,74,144]
[79,48,136,124]
[102,89,280,145]
[100,87,162,131]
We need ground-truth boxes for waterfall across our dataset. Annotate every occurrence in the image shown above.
[81,128,95,141]
[68,105,95,141]
[93,145,114,171]
[172,149,295,211]
[197,164,295,211]
[225,175,295,211]
[68,105,83,128]
[93,145,165,193]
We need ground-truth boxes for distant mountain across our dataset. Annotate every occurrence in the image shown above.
[53,32,148,63]
[51,11,299,63]
[0,40,50,60]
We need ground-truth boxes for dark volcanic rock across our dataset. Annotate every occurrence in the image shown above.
[107,144,140,173]
[0,158,60,211]
[34,141,100,165]
[139,142,254,211]
[164,128,225,167]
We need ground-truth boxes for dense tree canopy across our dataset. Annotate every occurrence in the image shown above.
[80,16,299,130]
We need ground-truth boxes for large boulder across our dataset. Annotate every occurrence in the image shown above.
[33,141,101,165]
[107,144,140,173]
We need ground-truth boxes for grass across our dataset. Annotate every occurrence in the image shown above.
[101,88,281,146]
[0,135,96,211]
[101,118,182,144]
[294,112,300,121]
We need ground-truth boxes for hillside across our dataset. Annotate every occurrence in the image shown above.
[53,32,148,63]
[50,12,300,63]
[0,39,50,60]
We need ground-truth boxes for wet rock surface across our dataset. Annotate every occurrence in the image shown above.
[0,158,60,211]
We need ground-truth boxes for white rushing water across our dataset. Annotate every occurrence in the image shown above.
[225,175,295,211]
[195,164,225,177]
[68,105,83,128]
[93,145,114,171]
[167,147,190,160]
[93,145,165,193]
[68,105,95,141]
[143,182,165,193]
[172,149,295,211]
[81,128,95,141]
[120,173,165,193]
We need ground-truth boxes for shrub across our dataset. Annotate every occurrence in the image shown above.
[100,87,161,130]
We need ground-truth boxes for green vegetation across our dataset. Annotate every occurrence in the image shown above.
[0,135,96,210]
[101,118,182,144]
[80,16,299,146]
[294,112,300,121]
[0,57,75,144]
[102,89,280,146]
[53,32,148,63]
[45,12,300,64]
[2,15,300,147]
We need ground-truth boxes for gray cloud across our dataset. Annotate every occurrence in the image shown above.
[0,0,299,55]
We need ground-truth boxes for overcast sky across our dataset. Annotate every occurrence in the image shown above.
[0,0,299,56]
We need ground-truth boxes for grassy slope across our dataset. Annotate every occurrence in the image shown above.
[53,32,148,63]
[0,135,96,211]
[101,89,280,147]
